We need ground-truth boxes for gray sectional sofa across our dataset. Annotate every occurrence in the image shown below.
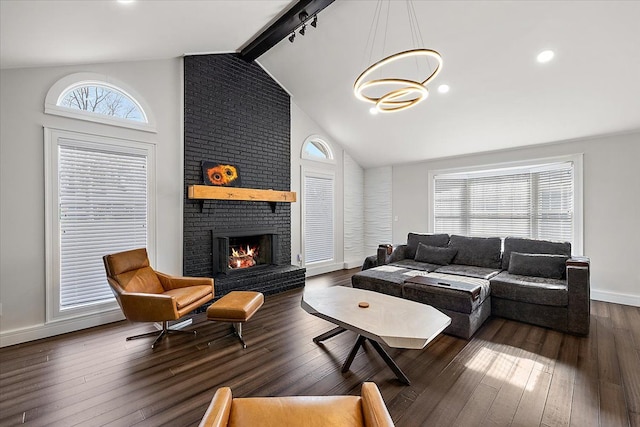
[352,233,590,339]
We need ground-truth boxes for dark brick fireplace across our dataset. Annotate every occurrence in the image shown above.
[183,54,305,298]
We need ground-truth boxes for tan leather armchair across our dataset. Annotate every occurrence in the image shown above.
[103,248,214,348]
[199,382,395,427]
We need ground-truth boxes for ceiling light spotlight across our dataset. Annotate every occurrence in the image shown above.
[537,50,554,63]
[438,84,450,94]
[288,32,295,43]
[369,107,379,115]
[311,15,317,28]
[299,24,306,36]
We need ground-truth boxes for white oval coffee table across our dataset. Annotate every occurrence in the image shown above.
[301,286,451,385]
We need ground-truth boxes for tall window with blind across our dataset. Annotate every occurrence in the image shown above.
[46,129,155,322]
[433,161,577,244]
[303,173,335,264]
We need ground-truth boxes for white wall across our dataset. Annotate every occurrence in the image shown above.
[0,58,183,346]
[291,100,365,276]
[364,167,393,254]
[344,153,365,268]
[391,131,640,306]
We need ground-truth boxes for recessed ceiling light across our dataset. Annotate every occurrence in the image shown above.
[537,50,554,63]
[117,0,135,4]
[438,84,450,94]
[369,107,379,115]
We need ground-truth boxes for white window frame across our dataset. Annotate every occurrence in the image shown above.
[301,167,336,268]
[44,128,157,323]
[428,154,584,255]
[44,72,157,133]
[301,135,335,164]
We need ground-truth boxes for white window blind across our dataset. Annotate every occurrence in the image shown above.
[304,174,335,264]
[434,162,574,243]
[58,143,148,309]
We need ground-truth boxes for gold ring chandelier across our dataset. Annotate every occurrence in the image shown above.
[353,1,443,114]
[354,49,442,113]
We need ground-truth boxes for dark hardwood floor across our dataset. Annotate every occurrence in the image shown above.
[1,269,639,426]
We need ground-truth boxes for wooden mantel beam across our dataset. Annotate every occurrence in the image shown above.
[188,185,296,203]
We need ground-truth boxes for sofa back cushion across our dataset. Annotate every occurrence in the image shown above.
[406,233,450,259]
[414,243,458,265]
[502,237,571,270]
[508,252,569,280]
[449,235,502,269]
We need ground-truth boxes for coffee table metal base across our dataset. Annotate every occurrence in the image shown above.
[313,326,411,385]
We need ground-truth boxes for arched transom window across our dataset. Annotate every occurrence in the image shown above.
[58,83,146,122]
[302,136,334,162]
[45,72,156,132]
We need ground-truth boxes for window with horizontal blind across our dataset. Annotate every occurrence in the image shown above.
[303,172,335,264]
[45,128,155,322]
[432,156,583,250]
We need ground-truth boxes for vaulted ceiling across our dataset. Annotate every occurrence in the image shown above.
[2,0,639,167]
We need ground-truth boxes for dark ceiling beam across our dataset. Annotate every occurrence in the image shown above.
[240,0,335,62]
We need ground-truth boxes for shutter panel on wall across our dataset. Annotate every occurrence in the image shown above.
[434,162,574,243]
[304,174,334,264]
[58,143,147,309]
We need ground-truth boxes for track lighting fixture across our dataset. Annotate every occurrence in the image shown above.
[286,10,320,44]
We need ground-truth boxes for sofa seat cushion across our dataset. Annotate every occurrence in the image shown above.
[389,259,440,272]
[490,271,567,306]
[402,273,490,314]
[434,264,501,280]
[352,265,412,297]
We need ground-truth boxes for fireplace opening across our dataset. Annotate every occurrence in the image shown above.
[213,231,278,276]
[229,235,264,270]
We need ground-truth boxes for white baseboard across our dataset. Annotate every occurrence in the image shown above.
[343,260,363,269]
[305,263,343,277]
[0,310,125,348]
[591,289,640,307]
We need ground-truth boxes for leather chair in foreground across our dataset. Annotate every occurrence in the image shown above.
[199,382,395,427]
[103,248,214,348]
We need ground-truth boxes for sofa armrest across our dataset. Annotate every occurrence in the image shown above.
[566,257,590,335]
[376,244,409,266]
[386,245,408,264]
[377,245,391,266]
[199,387,232,427]
[361,382,394,427]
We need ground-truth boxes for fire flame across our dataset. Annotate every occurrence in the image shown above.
[231,245,255,258]
[229,245,259,269]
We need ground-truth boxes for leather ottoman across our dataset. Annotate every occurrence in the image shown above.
[207,291,264,348]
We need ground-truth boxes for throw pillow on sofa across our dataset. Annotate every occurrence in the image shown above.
[508,252,569,280]
[406,233,450,259]
[414,243,458,265]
